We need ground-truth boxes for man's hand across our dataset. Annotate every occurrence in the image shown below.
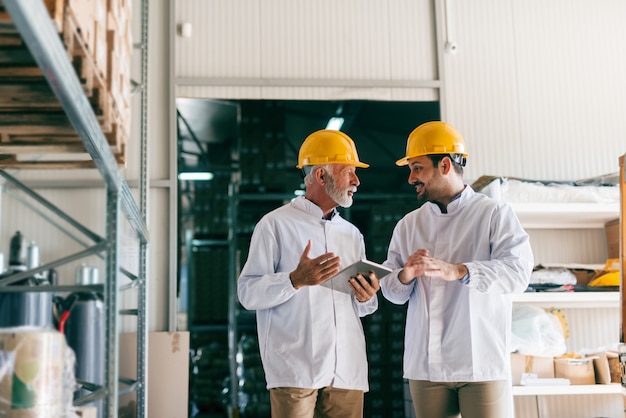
[349,271,380,302]
[400,248,467,283]
[289,240,340,289]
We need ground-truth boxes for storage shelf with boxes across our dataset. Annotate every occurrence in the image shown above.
[0,0,131,168]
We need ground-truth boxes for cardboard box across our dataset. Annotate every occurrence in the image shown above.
[119,332,190,418]
[554,357,595,385]
[605,218,620,259]
[510,353,555,385]
[607,352,621,383]
[588,351,621,383]
[587,352,612,384]
[75,406,98,418]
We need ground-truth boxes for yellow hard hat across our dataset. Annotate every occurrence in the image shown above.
[588,271,620,287]
[296,130,369,169]
[396,121,468,166]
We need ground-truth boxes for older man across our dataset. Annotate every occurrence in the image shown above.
[238,129,380,418]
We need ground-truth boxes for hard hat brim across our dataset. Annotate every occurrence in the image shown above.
[395,157,409,166]
[296,161,370,169]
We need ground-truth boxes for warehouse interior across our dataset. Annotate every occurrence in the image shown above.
[0,1,625,418]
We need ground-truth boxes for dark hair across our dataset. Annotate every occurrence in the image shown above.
[428,154,465,175]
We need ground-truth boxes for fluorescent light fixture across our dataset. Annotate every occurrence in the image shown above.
[178,172,214,181]
[325,117,344,131]
[294,189,305,196]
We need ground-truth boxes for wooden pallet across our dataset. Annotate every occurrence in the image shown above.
[0,1,127,169]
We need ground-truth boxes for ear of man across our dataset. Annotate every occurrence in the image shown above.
[316,166,326,183]
[441,157,452,175]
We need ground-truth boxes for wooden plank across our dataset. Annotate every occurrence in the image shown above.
[0,157,98,169]
[0,142,86,154]
[43,0,64,33]
[0,81,62,109]
[0,34,21,46]
[0,113,74,134]
[0,152,125,169]
[0,66,43,78]
[0,0,128,169]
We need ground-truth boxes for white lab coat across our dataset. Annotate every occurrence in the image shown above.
[238,196,378,391]
[381,186,534,382]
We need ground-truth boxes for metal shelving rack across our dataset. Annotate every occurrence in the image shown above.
[1,0,149,417]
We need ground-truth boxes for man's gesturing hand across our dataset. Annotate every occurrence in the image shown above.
[289,240,341,289]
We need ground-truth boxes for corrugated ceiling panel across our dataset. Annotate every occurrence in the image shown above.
[513,0,626,181]
[443,0,525,183]
[175,0,261,78]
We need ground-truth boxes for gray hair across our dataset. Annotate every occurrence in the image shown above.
[303,164,333,186]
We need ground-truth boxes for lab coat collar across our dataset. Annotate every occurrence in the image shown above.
[291,196,339,220]
[428,185,474,215]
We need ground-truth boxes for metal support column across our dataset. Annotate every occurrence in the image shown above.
[136,0,150,415]
[104,187,122,417]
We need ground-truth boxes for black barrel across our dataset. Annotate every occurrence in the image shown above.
[64,292,104,416]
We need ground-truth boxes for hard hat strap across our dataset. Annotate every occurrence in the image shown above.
[450,154,467,167]
[301,166,313,179]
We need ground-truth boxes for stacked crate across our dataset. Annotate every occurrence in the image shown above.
[58,0,132,160]
[239,101,291,193]
[363,298,407,418]
[0,0,132,168]
[366,202,418,263]
[104,0,132,153]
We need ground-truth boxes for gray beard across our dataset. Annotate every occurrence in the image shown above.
[325,181,353,208]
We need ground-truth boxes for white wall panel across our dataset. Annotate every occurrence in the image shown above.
[175,0,437,84]
[260,0,391,79]
[177,86,263,100]
[175,0,261,78]
[513,0,626,181]
[443,0,525,183]
[515,395,622,418]
[389,0,437,80]
[0,188,106,284]
[445,0,626,183]
[563,307,619,352]
[527,229,608,265]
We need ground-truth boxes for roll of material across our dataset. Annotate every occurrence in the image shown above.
[0,292,53,328]
[0,329,66,417]
[65,295,104,415]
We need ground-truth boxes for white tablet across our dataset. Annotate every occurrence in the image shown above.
[320,259,392,294]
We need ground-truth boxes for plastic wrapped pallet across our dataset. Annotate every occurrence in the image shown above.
[0,327,78,417]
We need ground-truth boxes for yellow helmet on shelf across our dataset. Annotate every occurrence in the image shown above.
[396,121,468,166]
[296,130,369,169]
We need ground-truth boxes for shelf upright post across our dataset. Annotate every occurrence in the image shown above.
[135,0,150,415]
[104,186,123,418]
